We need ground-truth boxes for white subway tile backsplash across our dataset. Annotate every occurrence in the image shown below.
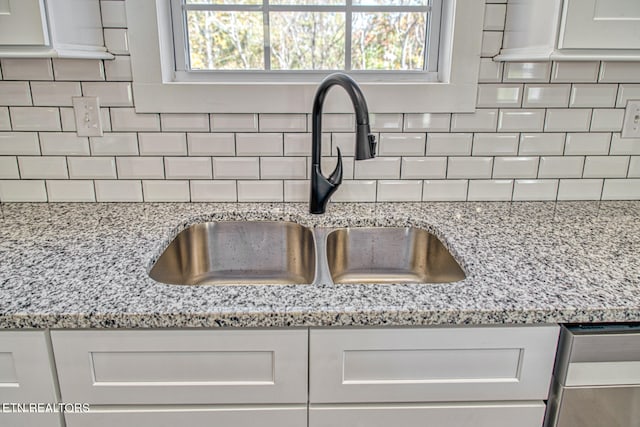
[401,157,447,179]
[564,133,611,155]
[467,180,513,201]
[610,134,640,155]
[484,4,506,31]
[0,82,31,106]
[104,28,129,54]
[0,132,40,155]
[557,179,603,200]
[447,157,493,179]
[82,82,133,107]
[601,179,640,200]
[616,84,640,108]
[68,157,116,179]
[213,157,259,179]
[354,157,400,179]
[40,133,90,155]
[570,84,618,108]
[0,180,47,201]
[11,107,61,131]
[52,59,105,81]
[160,113,209,132]
[59,108,76,131]
[477,84,522,108]
[0,107,9,130]
[599,62,640,83]
[332,133,357,156]
[472,133,518,156]
[117,157,164,179]
[504,62,550,83]
[544,109,592,132]
[498,109,545,132]
[322,114,354,132]
[18,156,67,179]
[378,133,425,156]
[478,58,503,83]
[321,156,354,180]
[110,108,160,131]
[481,31,503,57]
[47,180,95,202]
[261,157,306,179]
[377,180,422,201]
[551,62,599,83]
[0,59,53,80]
[90,133,138,155]
[100,0,127,27]
[237,180,283,202]
[95,180,143,202]
[426,133,472,156]
[143,180,190,202]
[104,55,132,81]
[188,133,235,156]
[259,114,306,132]
[629,157,640,177]
[583,156,629,178]
[519,133,565,156]
[100,108,112,132]
[370,114,403,132]
[451,109,498,132]
[190,180,237,202]
[403,113,450,132]
[31,82,81,106]
[138,133,187,155]
[422,180,468,201]
[513,179,558,201]
[538,156,584,178]
[522,84,570,108]
[284,180,308,202]
[590,109,624,132]
[165,157,212,179]
[211,114,258,132]
[0,157,19,178]
[331,180,376,202]
[284,133,330,156]
[493,156,539,178]
[236,133,282,156]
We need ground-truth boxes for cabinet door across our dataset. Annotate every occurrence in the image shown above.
[559,0,640,49]
[309,402,546,427]
[51,329,308,405]
[310,325,559,403]
[0,0,48,45]
[65,405,307,427]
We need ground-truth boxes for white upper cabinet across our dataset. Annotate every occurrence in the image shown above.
[497,0,640,61]
[0,0,112,59]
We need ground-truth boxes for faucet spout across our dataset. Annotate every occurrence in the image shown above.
[310,73,377,214]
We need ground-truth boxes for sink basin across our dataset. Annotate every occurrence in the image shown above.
[325,227,465,284]
[149,221,316,285]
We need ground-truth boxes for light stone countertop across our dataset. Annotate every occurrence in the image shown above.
[0,201,639,328]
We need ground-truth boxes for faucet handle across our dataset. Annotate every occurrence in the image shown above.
[328,147,343,186]
[368,134,377,157]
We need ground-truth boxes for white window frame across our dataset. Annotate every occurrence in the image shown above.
[125,0,484,113]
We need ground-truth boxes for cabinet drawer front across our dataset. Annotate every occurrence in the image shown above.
[0,331,58,403]
[0,413,62,427]
[51,330,307,405]
[65,405,306,427]
[310,326,559,403]
[309,402,546,427]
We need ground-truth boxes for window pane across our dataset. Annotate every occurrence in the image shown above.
[187,10,264,70]
[186,0,262,5]
[270,12,345,70]
[351,12,426,70]
[271,0,345,4]
[353,0,429,5]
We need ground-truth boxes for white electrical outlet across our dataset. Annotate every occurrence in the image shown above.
[622,100,640,138]
[72,96,103,137]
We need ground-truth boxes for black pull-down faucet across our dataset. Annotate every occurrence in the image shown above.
[310,73,377,214]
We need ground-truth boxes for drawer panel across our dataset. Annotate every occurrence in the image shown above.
[0,413,62,427]
[310,326,559,403]
[51,329,307,405]
[0,331,58,403]
[309,402,546,427]
[65,405,306,427]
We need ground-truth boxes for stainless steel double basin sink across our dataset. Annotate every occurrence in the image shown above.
[149,221,465,286]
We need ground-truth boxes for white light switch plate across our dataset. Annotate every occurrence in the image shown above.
[72,96,103,137]
[622,100,640,138]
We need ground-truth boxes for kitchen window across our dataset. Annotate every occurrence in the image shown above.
[125,0,483,113]
[170,0,441,81]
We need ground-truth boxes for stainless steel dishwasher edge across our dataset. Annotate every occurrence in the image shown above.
[544,324,640,427]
